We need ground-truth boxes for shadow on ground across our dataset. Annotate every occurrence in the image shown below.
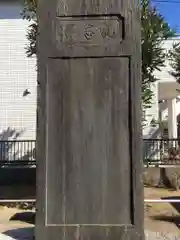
[151,196,180,229]
[151,215,180,229]
[3,227,34,240]
[10,211,35,224]
[162,196,180,213]
[2,211,35,239]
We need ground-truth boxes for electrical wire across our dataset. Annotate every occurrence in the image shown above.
[152,0,180,3]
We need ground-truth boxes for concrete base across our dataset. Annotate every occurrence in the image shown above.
[143,167,180,188]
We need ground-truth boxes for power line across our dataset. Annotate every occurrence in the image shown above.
[152,0,180,3]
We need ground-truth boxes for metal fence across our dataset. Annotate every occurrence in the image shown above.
[1,138,180,166]
[0,140,36,166]
[143,138,180,165]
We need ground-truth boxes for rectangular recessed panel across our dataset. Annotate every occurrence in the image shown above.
[55,16,123,47]
[45,57,132,225]
[53,16,124,57]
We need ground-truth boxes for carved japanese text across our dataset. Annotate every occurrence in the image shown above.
[55,16,123,47]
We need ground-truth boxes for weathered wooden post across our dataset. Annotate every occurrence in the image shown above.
[36,0,144,239]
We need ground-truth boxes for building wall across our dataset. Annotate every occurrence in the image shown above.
[0,0,37,140]
[1,2,180,141]
[143,37,180,138]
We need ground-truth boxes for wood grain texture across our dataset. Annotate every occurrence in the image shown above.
[38,0,137,58]
[46,58,131,225]
[56,0,128,15]
[36,0,144,239]
[37,225,142,240]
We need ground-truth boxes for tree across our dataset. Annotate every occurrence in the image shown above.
[169,42,180,83]
[23,0,175,111]
[21,0,37,57]
[141,0,175,113]
[141,0,175,188]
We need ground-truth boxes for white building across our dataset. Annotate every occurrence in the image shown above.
[0,0,37,141]
[1,0,180,144]
[143,36,180,140]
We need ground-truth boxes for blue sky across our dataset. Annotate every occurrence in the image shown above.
[152,0,180,34]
